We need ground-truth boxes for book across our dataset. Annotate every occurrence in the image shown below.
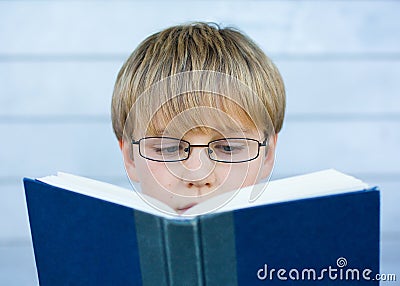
[23,170,380,285]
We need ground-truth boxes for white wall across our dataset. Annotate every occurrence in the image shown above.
[1,1,399,284]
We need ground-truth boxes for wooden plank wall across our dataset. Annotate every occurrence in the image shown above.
[0,1,399,284]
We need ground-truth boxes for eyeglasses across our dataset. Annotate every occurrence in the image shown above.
[131,137,267,163]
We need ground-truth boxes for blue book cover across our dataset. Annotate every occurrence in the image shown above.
[23,170,380,285]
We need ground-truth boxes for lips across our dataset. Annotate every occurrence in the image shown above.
[176,203,197,214]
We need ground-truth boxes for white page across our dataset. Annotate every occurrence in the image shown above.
[38,173,177,218]
[185,169,369,215]
[38,169,369,218]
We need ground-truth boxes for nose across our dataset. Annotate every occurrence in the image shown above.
[183,146,209,170]
[180,147,216,190]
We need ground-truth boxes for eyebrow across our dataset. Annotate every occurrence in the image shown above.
[217,126,250,133]
[150,127,252,137]
[153,129,168,136]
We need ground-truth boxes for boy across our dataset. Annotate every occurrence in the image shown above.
[111,22,285,214]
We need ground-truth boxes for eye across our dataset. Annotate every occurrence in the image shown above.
[154,145,180,154]
[221,145,234,152]
[164,145,179,153]
[213,141,245,154]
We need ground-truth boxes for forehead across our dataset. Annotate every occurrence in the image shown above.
[125,90,272,141]
[153,126,259,139]
[142,104,260,138]
[122,70,274,141]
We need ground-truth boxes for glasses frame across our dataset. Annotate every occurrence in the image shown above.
[131,136,268,163]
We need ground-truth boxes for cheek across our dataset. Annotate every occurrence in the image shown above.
[242,160,264,184]
[241,162,263,185]
[136,160,177,190]
[214,159,264,189]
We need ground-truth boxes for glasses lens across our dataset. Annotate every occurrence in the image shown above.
[209,138,259,163]
[139,137,189,162]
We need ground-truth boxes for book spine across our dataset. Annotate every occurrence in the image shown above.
[163,218,204,286]
[200,212,238,286]
[134,211,169,286]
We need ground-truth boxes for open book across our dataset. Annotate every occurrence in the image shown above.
[23,170,380,285]
[34,169,368,217]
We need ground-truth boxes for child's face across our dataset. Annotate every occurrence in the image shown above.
[121,127,276,214]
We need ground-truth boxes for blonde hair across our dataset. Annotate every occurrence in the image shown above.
[111,22,285,141]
